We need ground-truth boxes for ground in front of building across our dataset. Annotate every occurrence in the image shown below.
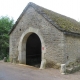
[0,61,80,80]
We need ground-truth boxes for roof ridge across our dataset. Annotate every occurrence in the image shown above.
[29,3,65,31]
[9,2,80,35]
[28,2,80,34]
[15,2,65,33]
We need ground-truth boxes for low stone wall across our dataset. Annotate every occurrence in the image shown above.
[66,65,80,74]
[3,57,7,62]
[66,61,80,74]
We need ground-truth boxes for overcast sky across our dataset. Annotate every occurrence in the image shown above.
[0,0,80,22]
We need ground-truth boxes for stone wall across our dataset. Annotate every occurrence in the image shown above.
[64,35,80,65]
[9,6,64,66]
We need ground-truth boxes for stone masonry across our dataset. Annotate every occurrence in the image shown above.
[9,2,80,68]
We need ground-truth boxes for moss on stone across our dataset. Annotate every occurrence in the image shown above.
[41,8,80,33]
[9,2,80,34]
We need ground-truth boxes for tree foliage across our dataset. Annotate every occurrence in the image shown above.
[0,16,14,60]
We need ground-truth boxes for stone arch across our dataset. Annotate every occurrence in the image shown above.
[18,27,46,68]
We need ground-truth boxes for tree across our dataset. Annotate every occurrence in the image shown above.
[0,16,14,60]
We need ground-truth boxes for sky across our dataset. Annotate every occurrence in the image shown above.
[0,0,80,22]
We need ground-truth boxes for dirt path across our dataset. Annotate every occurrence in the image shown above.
[0,61,80,80]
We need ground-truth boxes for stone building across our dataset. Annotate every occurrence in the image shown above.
[9,2,80,68]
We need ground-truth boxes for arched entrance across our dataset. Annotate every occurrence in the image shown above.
[18,27,46,69]
[26,33,41,67]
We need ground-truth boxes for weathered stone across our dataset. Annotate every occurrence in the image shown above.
[9,6,64,67]
[9,2,80,70]
[4,57,7,62]
[40,59,46,69]
[13,57,17,63]
[60,64,66,74]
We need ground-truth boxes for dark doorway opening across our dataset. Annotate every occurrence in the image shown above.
[26,33,41,67]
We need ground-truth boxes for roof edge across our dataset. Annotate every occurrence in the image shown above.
[9,2,64,35]
[9,2,80,36]
[63,31,80,37]
[30,3,80,36]
[9,2,33,35]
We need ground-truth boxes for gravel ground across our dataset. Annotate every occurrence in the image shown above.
[0,61,80,80]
